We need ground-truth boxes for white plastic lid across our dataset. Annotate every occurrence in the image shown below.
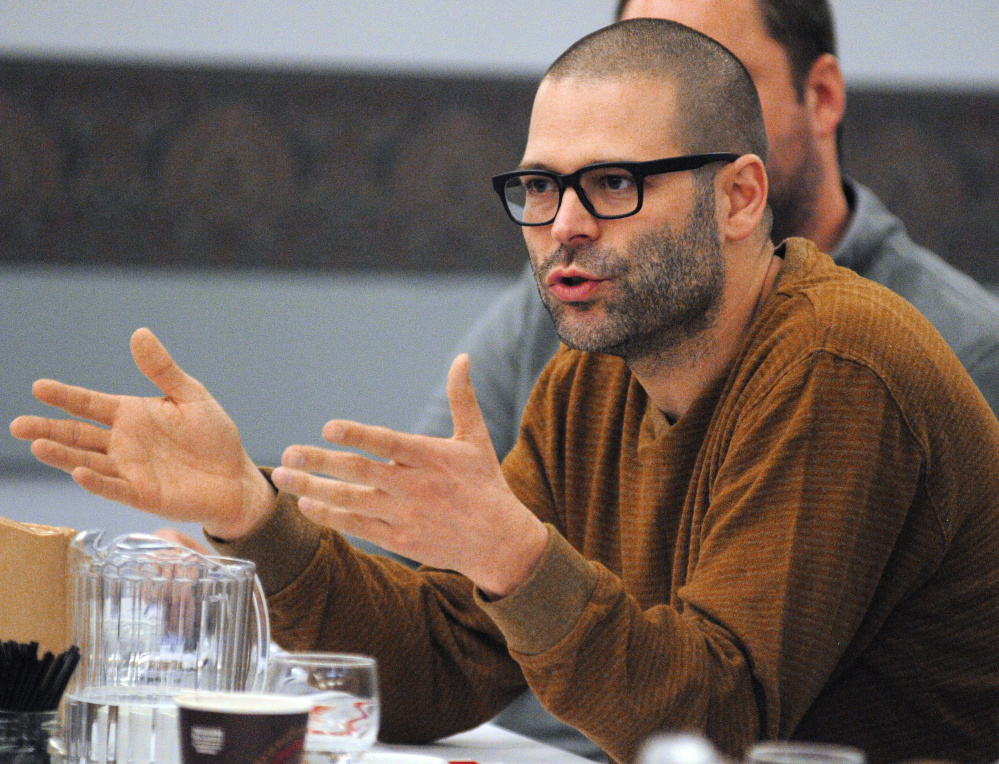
[174,691,317,715]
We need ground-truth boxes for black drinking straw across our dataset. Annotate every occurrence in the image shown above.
[0,640,80,712]
[22,650,54,712]
[38,646,80,712]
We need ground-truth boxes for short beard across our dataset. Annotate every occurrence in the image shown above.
[533,177,725,364]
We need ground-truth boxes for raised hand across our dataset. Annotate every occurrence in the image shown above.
[271,354,549,598]
[10,328,276,540]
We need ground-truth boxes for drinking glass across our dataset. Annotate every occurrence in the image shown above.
[747,741,866,764]
[0,710,60,764]
[264,653,379,764]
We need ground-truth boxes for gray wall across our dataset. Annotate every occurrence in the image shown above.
[0,267,513,536]
[1,1,997,87]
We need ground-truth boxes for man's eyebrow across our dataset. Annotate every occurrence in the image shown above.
[516,157,638,172]
[516,161,557,172]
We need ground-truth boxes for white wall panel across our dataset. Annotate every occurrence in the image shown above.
[0,1,996,86]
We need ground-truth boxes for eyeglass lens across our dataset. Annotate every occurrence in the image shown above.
[503,167,640,224]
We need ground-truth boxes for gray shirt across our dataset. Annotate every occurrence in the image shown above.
[409,179,999,760]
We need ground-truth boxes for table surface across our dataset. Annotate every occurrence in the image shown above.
[373,722,596,764]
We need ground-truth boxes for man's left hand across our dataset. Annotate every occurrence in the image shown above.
[271,354,549,598]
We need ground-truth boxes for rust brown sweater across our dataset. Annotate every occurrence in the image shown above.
[218,240,999,764]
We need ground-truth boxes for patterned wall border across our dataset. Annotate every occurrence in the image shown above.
[1,57,997,281]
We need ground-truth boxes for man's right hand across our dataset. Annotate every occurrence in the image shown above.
[9,327,276,540]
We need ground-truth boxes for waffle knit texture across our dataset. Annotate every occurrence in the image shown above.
[216,239,999,764]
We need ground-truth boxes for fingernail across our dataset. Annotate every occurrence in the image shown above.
[284,451,306,469]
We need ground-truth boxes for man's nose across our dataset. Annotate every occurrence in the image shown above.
[550,187,600,244]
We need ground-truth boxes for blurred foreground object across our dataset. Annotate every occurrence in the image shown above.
[0,640,81,764]
[0,517,76,654]
[639,733,728,764]
[747,741,865,764]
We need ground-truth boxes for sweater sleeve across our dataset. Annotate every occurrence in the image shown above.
[486,351,932,763]
[211,480,528,745]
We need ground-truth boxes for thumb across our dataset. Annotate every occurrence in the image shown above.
[130,328,209,402]
[446,354,491,446]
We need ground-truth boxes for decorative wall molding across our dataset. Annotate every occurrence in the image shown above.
[1,57,997,281]
[0,57,533,273]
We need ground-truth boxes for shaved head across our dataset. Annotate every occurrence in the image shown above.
[544,18,768,162]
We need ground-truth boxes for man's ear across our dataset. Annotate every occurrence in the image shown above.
[717,154,768,243]
[804,53,846,140]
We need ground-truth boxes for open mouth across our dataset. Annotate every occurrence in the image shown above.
[546,269,606,302]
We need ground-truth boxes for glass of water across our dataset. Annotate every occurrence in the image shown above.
[264,652,379,764]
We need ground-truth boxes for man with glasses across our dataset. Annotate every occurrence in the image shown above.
[13,18,999,764]
[415,0,999,462]
[427,3,999,753]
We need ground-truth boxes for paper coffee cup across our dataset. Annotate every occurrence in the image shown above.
[175,691,316,764]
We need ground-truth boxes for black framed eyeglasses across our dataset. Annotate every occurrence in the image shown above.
[491,152,741,226]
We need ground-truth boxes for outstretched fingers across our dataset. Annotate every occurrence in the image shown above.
[130,328,210,403]
[30,438,116,477]
[445,354,491,446]
[321,419,427,466]
[284,445,393,486]
[272,461,386,517]
[10,414,110,452]
[29,379,119,427]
